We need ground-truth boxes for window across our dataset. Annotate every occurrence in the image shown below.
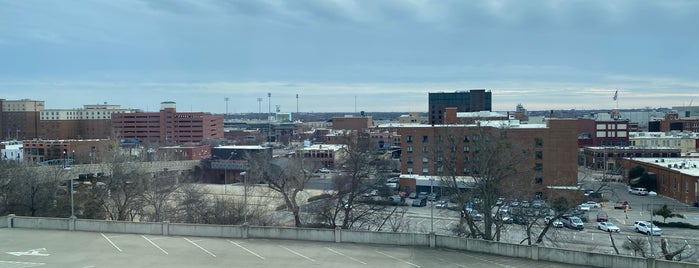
[463,168,470,175]
[407,146,413,153]
[407,167,414,174]
[437,166,444,173]
[535,163,543,171]
[463,156,469,163]
[535,176,543,184]
[406,135,413,142]
[463,146,470,152]
[536,151,543,160]
[407,157,413,164]
[535,137,543,147]
[422,135,428,142]
[463,135,469,142]
[436,156,443,163]
[422,157,429,163]
[450,146,456,152]
[422,146,429,153]
[422,167,429,174]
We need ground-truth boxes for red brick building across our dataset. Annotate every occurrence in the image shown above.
[332,116,373,132]
[112,102,223,145]
[22,139,117,164]
[0,99,43,140]
[578,118,630,147]
[622,158,699,206]
[397,119,579,200]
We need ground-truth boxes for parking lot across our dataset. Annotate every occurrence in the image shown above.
[0,228,588,268]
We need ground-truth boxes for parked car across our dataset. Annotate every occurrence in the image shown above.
[630,187,649,196]
[583,201,601,208]
[596,211,609,222]
[408,192,417,199]
[544,216,563,228]
[532,199,545,207]
[598,222,620,232]
[412,198,427,207]
[578,204,591,211]
[512,215,528,225]
[563,216,584,230]
[551,219,564,228]
[318,168,331,173]
[614,201,630,210]
[634,221,662,236]
[462,209,483,221]
[648,191,657,196]
[435,200,448,209]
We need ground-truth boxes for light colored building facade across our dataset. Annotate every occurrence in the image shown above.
[629,132,699,154]
[39,103,140,140]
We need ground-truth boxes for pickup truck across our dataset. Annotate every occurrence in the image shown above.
[634,221,662,236]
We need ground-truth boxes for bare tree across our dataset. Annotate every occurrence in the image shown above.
[624,236,648,257]
[437,125,533,241]
[97,156,148,221]
[247,148,314,227]
[140,169,182,222]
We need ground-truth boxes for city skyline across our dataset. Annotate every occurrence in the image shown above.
[1,1,698,113]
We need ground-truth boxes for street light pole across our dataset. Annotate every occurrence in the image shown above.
[242,171,248,224]
[430,177,435,234]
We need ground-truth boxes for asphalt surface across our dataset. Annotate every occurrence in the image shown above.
[0,228,589,268]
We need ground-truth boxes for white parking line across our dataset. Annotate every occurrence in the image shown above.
[325,247,367,265]
[375,250,420,267]
[229,240,265,260]
[100,233,122,252]
[0,260,46,267]
[142,235,168,255]
[279,245,316,262]
[184,238,216,257]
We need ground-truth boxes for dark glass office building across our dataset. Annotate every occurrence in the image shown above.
[428,89,492,124]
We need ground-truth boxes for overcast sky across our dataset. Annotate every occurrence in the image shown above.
[1,0,698,113]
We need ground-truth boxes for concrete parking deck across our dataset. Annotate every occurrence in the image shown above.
[0,228,584,268]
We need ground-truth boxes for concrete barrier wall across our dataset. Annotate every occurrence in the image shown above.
[12,216,69,230]
[340,230,429,246]
[74,219,162,235]
[4,215,697,268]
[537,246,646,268]
[248,226,334,242]
[169,224,242,238]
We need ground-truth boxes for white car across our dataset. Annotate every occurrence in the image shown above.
[598,222,620,232]
[634,221,662,236]
[578,204,591,211]
[582,201,601,208]
[648,191,657,196]
[318,168,331,173]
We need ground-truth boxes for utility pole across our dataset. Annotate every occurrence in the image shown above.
[257,98,262,115]
[224,97,229,116]
[268,93,272,143]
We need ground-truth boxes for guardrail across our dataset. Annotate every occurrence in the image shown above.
[2,215,695,268]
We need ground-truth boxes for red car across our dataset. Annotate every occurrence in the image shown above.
[614,201,630,210]
[596,211,608,222]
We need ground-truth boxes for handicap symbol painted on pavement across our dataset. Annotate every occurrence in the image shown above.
[6,248,50,257]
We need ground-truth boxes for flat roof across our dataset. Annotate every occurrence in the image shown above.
[630,157,699,177]
[216,145,267,150]
[376,120,547,129]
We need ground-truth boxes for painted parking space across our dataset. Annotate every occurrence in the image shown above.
[0,228,588,268]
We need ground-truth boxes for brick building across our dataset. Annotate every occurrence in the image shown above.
[38,103,139,140]
[396,119,579,200]
[111,102,223,146]
[622,157,699,206]
[578,118,630,147]
[157,145,211,161]
[0,99,44,140]
[651,112,699,133]
[22,139,117,164]
[332,116,373,132]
